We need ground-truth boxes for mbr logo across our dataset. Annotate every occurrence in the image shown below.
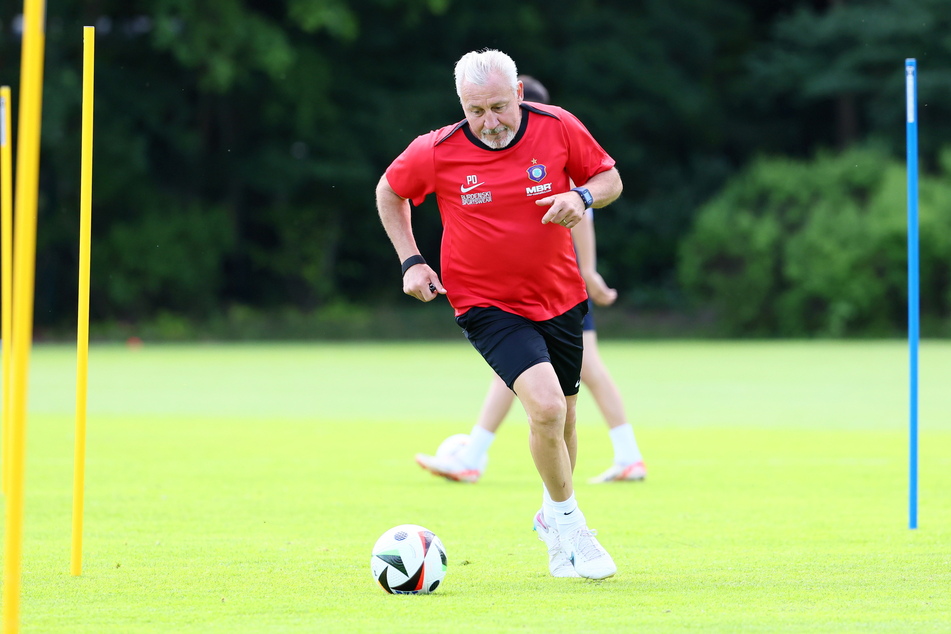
[526,183,552,196]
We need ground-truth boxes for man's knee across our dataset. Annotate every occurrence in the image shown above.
[514,362,567,427]
[526,397,567,428]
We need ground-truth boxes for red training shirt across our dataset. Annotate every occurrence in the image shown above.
[385,103,616,321]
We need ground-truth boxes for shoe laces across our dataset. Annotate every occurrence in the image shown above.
[569,528,605,560]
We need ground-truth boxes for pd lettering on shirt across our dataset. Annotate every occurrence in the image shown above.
[461,175,492,205]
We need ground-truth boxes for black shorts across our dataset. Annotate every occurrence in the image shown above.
[455,301,588,396]
[582,299,595,332]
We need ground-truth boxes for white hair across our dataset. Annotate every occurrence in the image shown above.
[454,49,518,97]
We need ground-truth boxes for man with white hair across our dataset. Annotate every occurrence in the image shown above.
[376,49,623,580]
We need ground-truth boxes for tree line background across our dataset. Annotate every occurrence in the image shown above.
[1,0,950,339]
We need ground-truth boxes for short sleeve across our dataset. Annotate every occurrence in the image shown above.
[560,109,616,185]
[384,131,438,207]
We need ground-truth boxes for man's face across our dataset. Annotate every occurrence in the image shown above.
[459,74,523,149]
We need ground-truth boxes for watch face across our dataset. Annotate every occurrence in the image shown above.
[575,188,593,207]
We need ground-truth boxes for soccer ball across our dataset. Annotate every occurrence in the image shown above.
[436,433,489,472]
[371,524,447,594]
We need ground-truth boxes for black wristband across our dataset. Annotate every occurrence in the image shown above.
[400,254,427,276]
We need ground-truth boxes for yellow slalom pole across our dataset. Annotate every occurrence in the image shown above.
[3,0,46,631]
[71,26,95,577]
[1,86,12,497]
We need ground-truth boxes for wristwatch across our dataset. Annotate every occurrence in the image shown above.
[571,187,594,209]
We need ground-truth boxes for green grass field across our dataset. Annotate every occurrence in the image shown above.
[6,340,951,632]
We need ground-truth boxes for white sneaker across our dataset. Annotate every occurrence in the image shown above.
[414,452,482,483]
[588,461,647,484]
[560,526,617,579]
[532,510,580,578]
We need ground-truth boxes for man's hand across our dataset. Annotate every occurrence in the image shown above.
[403,264,446,302]
[583,271,617,307]
[536,192,586,229]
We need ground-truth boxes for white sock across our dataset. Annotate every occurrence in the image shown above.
[550,493,586,536]
[609,423,643,466]
[458,426,494,470]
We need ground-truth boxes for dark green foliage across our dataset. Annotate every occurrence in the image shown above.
[747,0,951,158]
[679,147,951,336]
[94,202,235,317]
[0,0,948,337]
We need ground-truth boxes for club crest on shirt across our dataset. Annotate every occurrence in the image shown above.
[526,164,547,182]
[525,163,552,196]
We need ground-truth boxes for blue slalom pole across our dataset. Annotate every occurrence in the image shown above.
[905,58,919,530]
